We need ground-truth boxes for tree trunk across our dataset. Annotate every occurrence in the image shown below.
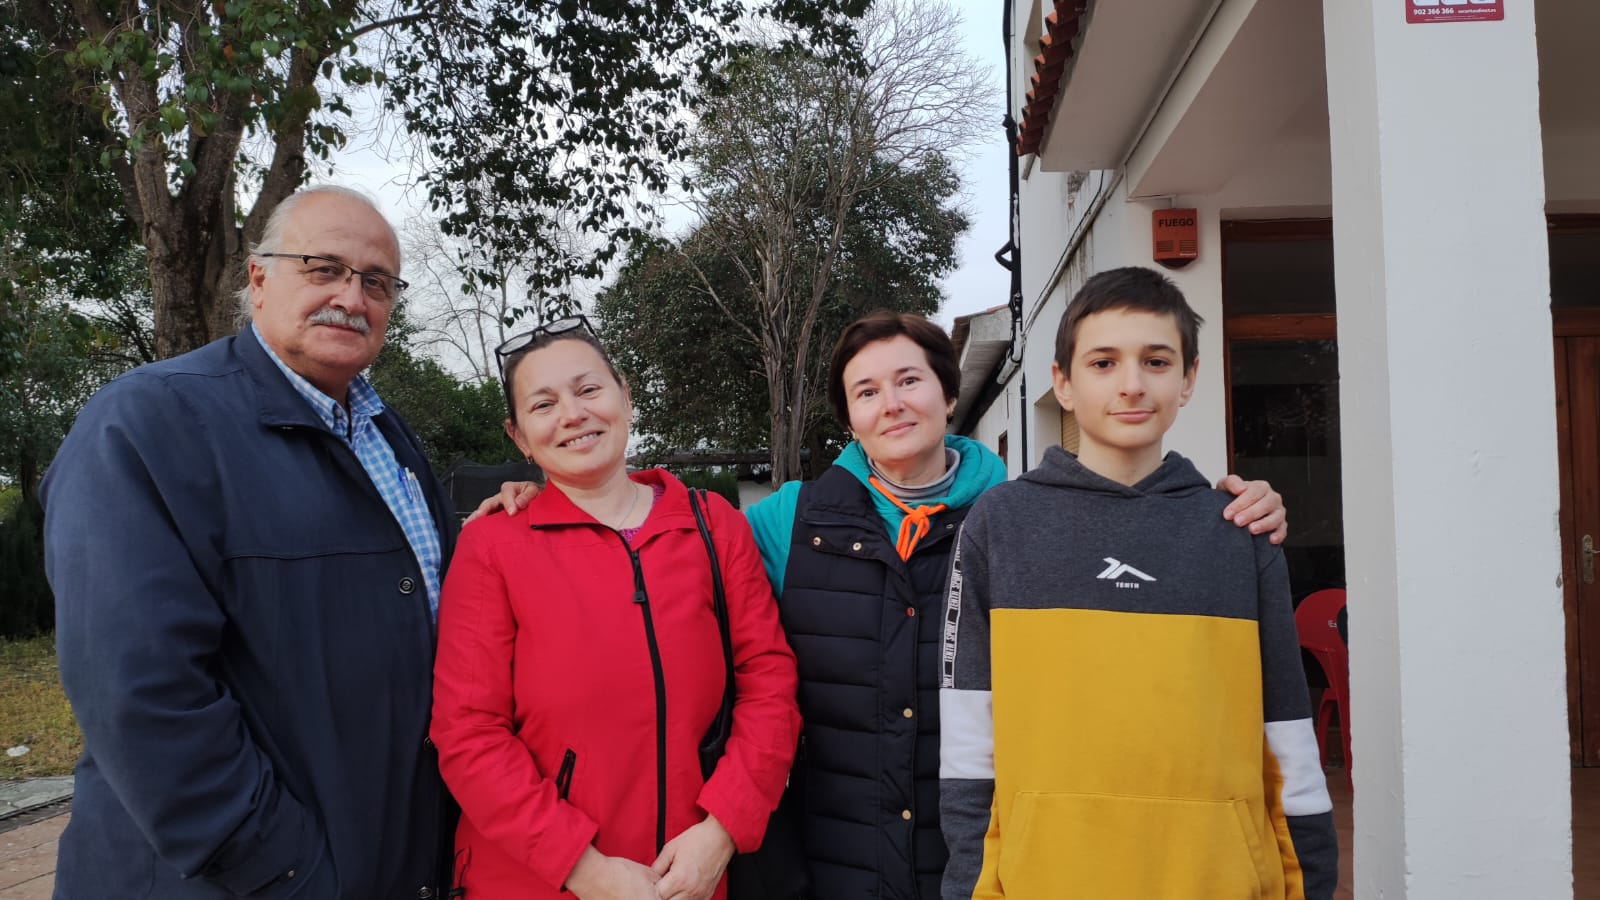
[766,363,806,488]
[149,103,306,358]
[17,445,39,512]
[149,243,221,359]
[802,426,831,480]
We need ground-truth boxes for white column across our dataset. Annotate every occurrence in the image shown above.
[1323,3,1569,898]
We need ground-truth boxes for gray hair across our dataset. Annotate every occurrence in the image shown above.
[234,185,401,324]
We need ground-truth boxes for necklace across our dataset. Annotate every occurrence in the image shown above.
[609,482,643,531]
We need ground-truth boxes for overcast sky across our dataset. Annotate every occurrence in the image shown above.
[937,0,1012,328]
[327,0,1011,332]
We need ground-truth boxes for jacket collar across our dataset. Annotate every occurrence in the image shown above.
[234,327,456,568]
[237,324,358,431]
[523,468,696,540]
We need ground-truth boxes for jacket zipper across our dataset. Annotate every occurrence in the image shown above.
[555,749,577,801]
[907,588,920,892]
[619,536,669,854]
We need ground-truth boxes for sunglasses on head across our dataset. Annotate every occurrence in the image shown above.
[494,315,596,370]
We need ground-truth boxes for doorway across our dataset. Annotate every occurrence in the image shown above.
[1557,331,1600,763]
[1551,216,1600,765]
[1221,219,1345,597]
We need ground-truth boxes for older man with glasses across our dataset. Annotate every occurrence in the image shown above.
[42,185,456,898]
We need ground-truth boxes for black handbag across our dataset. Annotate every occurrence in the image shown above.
[687,489,811,900]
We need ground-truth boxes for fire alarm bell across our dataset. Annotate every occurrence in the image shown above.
[1153,208,1198,269]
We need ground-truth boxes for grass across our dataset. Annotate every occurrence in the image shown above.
[0,635,80,779]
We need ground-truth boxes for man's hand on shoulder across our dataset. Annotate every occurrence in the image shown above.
[465,481,540,523]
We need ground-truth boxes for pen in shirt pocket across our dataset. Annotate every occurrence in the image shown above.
[403,467,425,501]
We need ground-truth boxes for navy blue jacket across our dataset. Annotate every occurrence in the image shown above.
[41,328,455,898]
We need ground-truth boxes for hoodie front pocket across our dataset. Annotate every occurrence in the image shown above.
[999,791,1272,899]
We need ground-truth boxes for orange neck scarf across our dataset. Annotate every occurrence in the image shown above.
[868,476,948,561]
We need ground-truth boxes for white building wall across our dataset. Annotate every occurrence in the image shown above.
[984,2,1578,897]
[1324,3,1569,895]
[736,479,775,511]
[990,136,1332,482]
[963,390,1011,470]
[1016,165,1088,326]
[988,172,1233,480]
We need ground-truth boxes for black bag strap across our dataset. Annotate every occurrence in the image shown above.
[689,489,736,741]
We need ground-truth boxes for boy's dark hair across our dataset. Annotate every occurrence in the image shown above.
[827,311,960,426]
[1054,266,1204,375]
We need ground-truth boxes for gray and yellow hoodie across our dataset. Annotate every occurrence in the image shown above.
[939,446,1336,899]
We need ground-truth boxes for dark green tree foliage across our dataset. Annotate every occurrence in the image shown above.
[367,312,517,474]
[0,495,53,639]
[388,0,867,323]
[0,287,129,643]
[595,1,979,483]
[0,8,137,286]
[13,0,868,358]
[14,0,351,357]
[2,9,146,506]
[675,468,741,509]
[1,16,153,637]
[0,301,109,508]
[597,152,966,475]
[626,5,988,485]
[598,239,770,459]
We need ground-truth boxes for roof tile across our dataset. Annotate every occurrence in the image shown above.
[1017,2,1085,156]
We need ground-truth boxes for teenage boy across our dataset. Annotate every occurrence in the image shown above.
[938,267,1337,900]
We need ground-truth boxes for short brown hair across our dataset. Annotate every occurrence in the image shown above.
[1054,266,1203,376]
[501,329,626,422]
[827,311,960,426]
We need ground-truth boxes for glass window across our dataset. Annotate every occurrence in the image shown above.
[1223,238,1337,316]
[1229,340,1346,594]
[1550,229,1600,309]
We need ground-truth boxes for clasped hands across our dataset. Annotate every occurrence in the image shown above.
[566,815,736,900]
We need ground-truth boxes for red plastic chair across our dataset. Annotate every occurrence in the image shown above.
[1295,588,1351,786]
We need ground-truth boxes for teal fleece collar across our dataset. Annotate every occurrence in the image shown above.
[835,435,1008,533]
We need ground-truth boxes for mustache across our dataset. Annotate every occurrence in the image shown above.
[307,307,371,335]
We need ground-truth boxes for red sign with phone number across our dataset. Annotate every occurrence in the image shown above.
[1407,0,1503,23]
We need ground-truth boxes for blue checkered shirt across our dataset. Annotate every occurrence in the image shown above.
[252,325,443,618]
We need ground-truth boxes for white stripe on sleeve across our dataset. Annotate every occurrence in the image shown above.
[940,688,995,779]
[1266,718,1334,816]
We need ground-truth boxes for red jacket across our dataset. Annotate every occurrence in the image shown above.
[431,469,801,898]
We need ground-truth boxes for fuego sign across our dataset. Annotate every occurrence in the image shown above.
[1407,0,1503,23]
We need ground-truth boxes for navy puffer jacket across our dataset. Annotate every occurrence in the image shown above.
[779,467,969,900]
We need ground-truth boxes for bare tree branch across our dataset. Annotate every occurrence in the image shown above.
[671,0,992,483]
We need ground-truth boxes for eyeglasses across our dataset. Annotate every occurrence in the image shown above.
[494,315,596,368]
[257,253,409,302]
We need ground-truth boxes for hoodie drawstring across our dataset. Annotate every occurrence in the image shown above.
[868,476,947,561]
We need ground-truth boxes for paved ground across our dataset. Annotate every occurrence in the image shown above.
[0,782,69,822]
[0,812,63,899]
[0,768,1593,898]
[0,775,1351,898]
[0,778,72,899]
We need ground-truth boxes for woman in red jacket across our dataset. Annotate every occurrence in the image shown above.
[431,318,802,900]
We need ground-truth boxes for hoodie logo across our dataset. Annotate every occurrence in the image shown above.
[1097,558,1156,589]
